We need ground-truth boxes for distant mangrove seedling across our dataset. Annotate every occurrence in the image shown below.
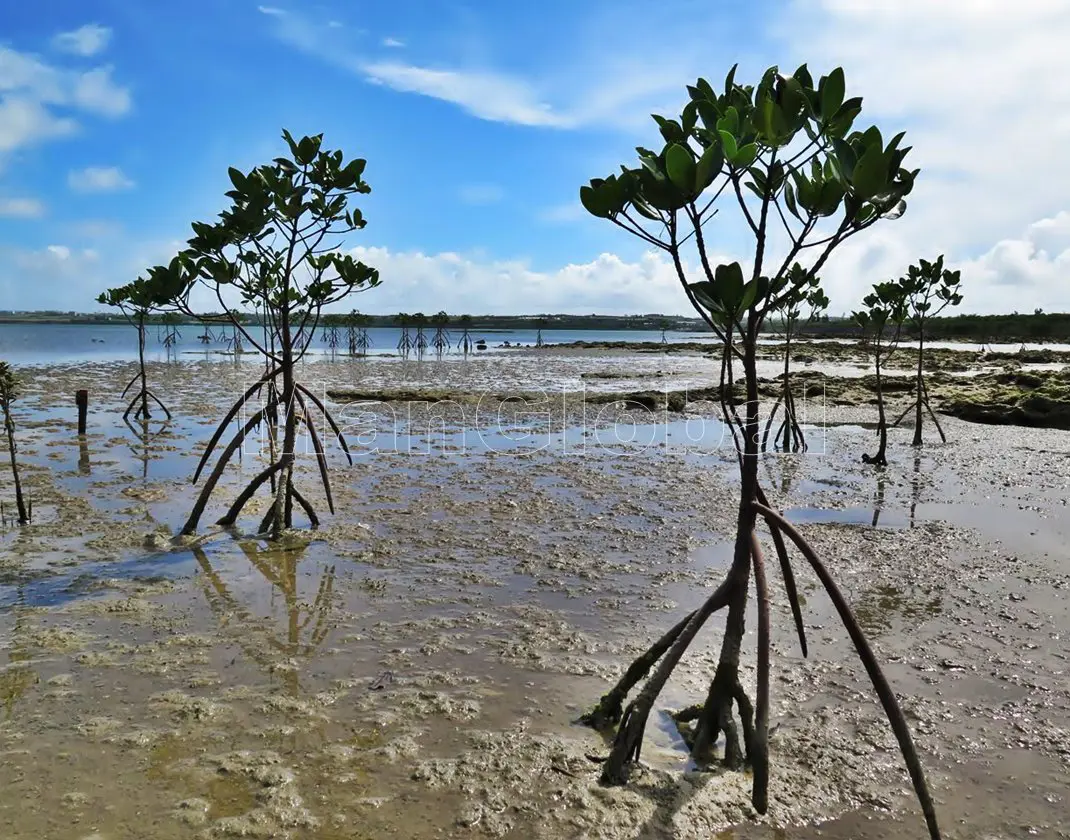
[893,255,963,446]
[431,311,451,355]
[457,315,474,354]
[0,362,29,525]
[412,312,429,355]
[149,130,380,538]
[579,63,941,838]
[763,271,828,451]
[395,313,413,355]
[98,274,178,422]
[855,280,908,466]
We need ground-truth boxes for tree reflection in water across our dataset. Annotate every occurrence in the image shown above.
[192,540,338,695]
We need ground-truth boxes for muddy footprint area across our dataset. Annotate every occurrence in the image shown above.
[1,359,1069,839]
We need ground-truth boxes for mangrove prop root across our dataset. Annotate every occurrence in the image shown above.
[295,391,335,515]
[258,502,276,536]
[755,485,808,658]
[289,482,320,528]
[730,681,756,759]
[892,400,913,428]
[579,609,698,730]
[749,529,771,815]
[121,370,140,398]
[217,459,286,527]
[296,383,353,465]
[146,390,173,420]
[761,396,783,451]
[181,407,267,535]
[193,375,276,482]
[601,577,735,785]
[750,501,942,840]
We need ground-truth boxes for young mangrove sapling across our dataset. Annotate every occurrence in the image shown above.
[578,63,942,838]
[855,280,908,466]
[97,274,179,422]
[0,362,30,524]
[151,130,381,538]
[892,256,963,446]
[763,273,829,452]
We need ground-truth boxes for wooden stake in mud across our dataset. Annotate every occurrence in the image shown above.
[76,389,89,435]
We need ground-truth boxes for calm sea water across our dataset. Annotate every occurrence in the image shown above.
[1,322,1065,366]
[0,323,709,366]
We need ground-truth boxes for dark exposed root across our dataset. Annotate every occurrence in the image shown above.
[296,383,353,465]
[755,485,807,658]
[258,501,276,536]
[751,501,942,840]
[289,482,320,527]
[146,390,172,420]
[193,375,276,483]
[761,396,783,451]
[600,578,735,785]
[217,460,286,527]
[749,529,771,814]
[121,370,140,398]
[578,609,697,731]
[181,407,267,535]
[295,391,334,515]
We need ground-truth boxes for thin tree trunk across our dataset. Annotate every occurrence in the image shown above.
[138,313,150,420]
[875,347,888,465]
[913,325,925,446]
[691,336,760,766]
[780,330,792,451]
[3,406,28,524]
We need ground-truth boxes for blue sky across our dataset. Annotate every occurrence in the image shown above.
[2,0,1069,315]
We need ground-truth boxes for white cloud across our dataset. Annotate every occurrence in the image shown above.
[766,0,1070,312]
[257,6,286,16]
[259,8,720,130]
[458,184,504,205]
[68,166,135,192]
[0,41,131,160]
[0,97,77,152]
[0,197,45,218]
[381,37,405,48]
[0,239,184,310]
[362,62,569,128]
[52,24,112,57]
[71,66,131,116]
[335,246,711,316]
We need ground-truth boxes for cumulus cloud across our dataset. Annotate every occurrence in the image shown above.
[771,0,1070,311]
[332,246,718,316]
[68,166,135,192]
[0,40,131,163]
[0,239,184,310]
[0,196,46,218]
[381,37,405,48]
[52,24,112,57]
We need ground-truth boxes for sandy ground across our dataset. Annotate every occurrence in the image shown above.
[0,345,1068,840]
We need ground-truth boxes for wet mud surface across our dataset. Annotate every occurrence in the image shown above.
[1,346,1069,839]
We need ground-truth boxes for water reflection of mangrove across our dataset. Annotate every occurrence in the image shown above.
[192,540,337,693]
[0,592,39,720]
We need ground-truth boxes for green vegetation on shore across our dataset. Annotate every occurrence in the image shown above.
[5,309,1070,343]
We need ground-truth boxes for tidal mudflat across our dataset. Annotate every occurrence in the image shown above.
[1,345,1068,839]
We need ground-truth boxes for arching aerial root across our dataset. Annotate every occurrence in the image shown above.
[580,491,942,840]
